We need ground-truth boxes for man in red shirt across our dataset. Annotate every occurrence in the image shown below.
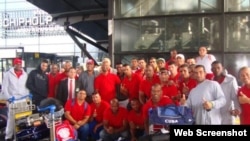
[238,66,250,124]
[167,61,180,87]
[64,89,91,141]
[135,58,147,79]
[55,60,72,94]
[100,98,129,141]
[47,64,59,98]
[139,65,160,104]
[143,84,173,134]
[159,68,178,101]
[121,64,142,109]
[89,92,110,140]
[94,59,121,103]
[178,64,197,98]
[128,99,145,141]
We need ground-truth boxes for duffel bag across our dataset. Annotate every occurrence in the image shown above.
[148,104,195,125]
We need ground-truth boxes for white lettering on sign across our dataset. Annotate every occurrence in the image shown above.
[0,16,53,27]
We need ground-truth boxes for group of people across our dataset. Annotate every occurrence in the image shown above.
[1,45,250,141]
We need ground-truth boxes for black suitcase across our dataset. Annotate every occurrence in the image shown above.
[16,123,50,141]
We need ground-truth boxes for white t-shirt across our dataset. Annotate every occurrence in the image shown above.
[196,54,216,73]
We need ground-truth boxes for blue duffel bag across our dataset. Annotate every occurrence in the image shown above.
[148,104,195,125]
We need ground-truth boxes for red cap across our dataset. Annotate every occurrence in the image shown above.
[13,58,22,65]
[87,59,94,64]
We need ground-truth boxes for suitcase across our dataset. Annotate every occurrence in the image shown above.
[16,123,50,141]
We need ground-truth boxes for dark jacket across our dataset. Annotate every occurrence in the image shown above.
[26,65,48,106]
[56,78,80,106]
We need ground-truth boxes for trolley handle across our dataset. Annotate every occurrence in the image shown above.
[37,105,56,114]
[8,94,33,103]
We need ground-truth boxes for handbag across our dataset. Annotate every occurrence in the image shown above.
[148,104,195,125]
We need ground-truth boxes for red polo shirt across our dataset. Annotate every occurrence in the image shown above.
[90,100,110,123]
[238,85,250,125]
[103,107,128,128]
[94,73,121,103]
[142,96,173,120]
[122,73,142,100]
[169,73,181,87]
[64,99,91,122]
[135,69,146,80]
[139,75,160,99]
[162,84,178,98]
[47,72,59,97]
[178,78,197,95]
[128,109,144,127]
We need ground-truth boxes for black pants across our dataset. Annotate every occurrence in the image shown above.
[138,134,170,141]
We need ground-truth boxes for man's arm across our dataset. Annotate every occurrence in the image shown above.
[2,72,9,98]
[26,71,37,93]
[210,82,226,109]
[114,119,128,133]
[129,121,137,140]
[103,119,109,132]
[64,111,77,125]
[77,115,90,126]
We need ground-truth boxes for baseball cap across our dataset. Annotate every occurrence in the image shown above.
[176,54,185,60]
[157,58,165,63]
[86,59,94,64]
[13,58,22,65]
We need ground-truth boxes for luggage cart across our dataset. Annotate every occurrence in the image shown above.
[37,105,61,141]
[8,94,36,141]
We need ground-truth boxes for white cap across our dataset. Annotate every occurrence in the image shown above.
[176,54,185,60]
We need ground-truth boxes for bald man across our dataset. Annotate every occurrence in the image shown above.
[238,66,250,124]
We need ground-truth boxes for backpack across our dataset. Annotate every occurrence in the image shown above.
[55,120,77,141]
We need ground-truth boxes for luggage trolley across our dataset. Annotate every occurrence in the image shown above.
[37,98,78,141]
[8,94,36,141]
[37,105,58,141]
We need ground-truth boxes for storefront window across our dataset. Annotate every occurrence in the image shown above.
[225,14,250,52]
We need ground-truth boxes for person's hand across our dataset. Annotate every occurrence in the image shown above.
[238,92,250,104]
[120,84,128,94]
[107,126,114,134]
[180,94,186,105]
[93,109,97,117]
[203,98,213,111]
[93,124,101,133]
[182,83,189,94]
[73,123,80,129]
[230,109,240,116]
[168,80,175,86]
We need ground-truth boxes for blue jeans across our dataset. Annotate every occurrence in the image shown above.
[88,120,103,140]
[99,129,129,141]
[77,123,89,141]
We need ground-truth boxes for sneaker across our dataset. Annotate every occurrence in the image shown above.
[117,137,124,141]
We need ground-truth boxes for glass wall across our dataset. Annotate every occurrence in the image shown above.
[114,0,221,18]
[114,16,221,53]
[113,0,250,81]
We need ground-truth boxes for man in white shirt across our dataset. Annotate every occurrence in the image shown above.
[180,65,226,124]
